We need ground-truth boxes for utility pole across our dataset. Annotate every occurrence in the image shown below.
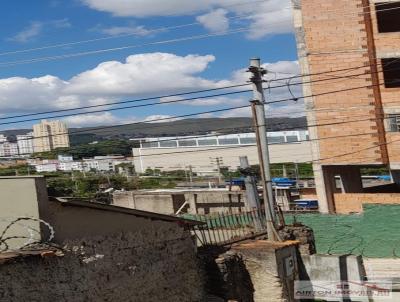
[282,164,287,177]
[188,165,193,188]
[294,162,300,188]
[210,157,223,186]
[249,58,279,241]
[240,156,262,231]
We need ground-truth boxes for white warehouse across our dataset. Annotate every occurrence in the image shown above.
[132,131,312,174]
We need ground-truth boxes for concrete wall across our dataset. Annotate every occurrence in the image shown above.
[202,241,299,302]
[299,254,367,302]
[113,190,247,215]
[0,176,48,250]
[113,191,182,215]
[38,199,191,243]
[0,225,204,302]
[133,142,313,174]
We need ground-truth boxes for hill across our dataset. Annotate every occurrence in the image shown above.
[0,117,307,145]
[69,117,307,144]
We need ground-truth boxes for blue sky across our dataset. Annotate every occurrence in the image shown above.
[0,0,302,130]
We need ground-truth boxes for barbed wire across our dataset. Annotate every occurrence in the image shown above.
[0,217,55,252]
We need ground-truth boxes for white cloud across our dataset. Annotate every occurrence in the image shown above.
[235,0,293,39]
[197,9,229,33]
[219,102,305,118]
[63,112,126,127]
[185,96,246,106]
[160,96,246,106]
[0,53,223,115]
[219,106,252,118]
[98,25,156,36]
[9,22,43,43]
[266,102,306,117]
[81,0,293,39]
[0,53,302,127]
[66,52,218,96]
[81,0,219,17]
[8,19,71,43]
[144,114,180,123]
[64,112,182,127]
[50,18,71,29]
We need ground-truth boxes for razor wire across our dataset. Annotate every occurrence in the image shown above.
[0,217,55,252]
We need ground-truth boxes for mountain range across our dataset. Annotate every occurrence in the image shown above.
[1,117,307,145]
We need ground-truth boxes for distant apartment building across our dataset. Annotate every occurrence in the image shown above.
[0,135,7,143]
[132,131,312,174]
[17,132,34,155]
[57,155,73,162]
[0,142,19,157]
[292,1,400,212]
[30,155,132,173]
[34,163,58,173]
[33,120,70,152]
[82,156,128,172]
[58,161,83,172]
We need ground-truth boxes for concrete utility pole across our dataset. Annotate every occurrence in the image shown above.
[188,165,193,188]
[248,58,279,241]
[210,157,223,185]
[240,156,263,231]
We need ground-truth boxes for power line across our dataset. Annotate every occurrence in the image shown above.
[0,27,253,68]
[0,62,382,122]
[4,114,387,159]
[267,57,400,84]
[6,104,253,145]
[129,131,395,169]
[0,1,396,77]
[1,0,395,58]
[0,0,268,57]
[3,3,399,68]
[0,89,252,126]
[0,61,381,122]
[0,0,396,60]
[0,83,251,122]
[4,77,400,147]
[3,68,400,127]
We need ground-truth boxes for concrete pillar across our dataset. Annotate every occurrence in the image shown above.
[313,164,334,213]
[186,193,198,215]
[314,165,363,214]
[390,170,400,186]
[338,166,363,193]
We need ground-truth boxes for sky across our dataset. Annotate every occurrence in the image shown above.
[0,0,303,130]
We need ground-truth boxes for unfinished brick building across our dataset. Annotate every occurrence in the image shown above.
[292,0,400,212]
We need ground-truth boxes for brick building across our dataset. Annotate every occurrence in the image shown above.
[292,0,400,212]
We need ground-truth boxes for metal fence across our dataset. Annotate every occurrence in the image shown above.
[187,209,268,246]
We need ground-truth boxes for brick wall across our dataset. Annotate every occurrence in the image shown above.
[334,193,400,213]
[295,0,384,165]
[0,224,204,302]
[295,0,400,165]
[369,0,400,164]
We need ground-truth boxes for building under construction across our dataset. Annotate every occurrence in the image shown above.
[292,0,400,213]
